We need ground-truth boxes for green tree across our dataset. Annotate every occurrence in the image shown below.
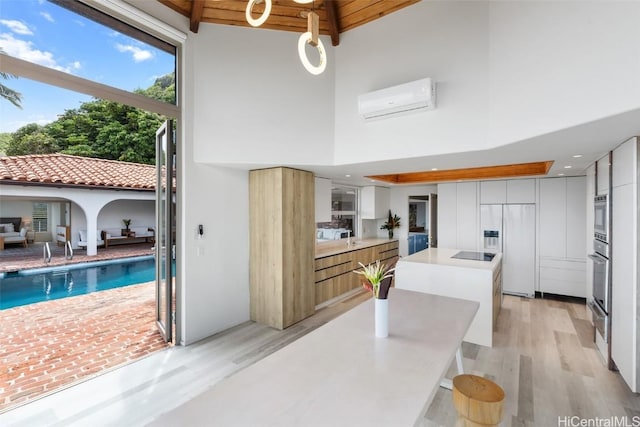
[6,123,58,155]
[0,132,11,155]
[5,71,175,163]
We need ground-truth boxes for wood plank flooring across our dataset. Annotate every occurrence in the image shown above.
[1,293,639,426]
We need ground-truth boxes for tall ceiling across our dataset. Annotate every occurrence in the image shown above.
[157,0,419,44]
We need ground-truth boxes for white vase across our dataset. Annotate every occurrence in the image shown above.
[375,298,388,338]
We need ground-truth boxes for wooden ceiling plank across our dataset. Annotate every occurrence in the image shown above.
[157,0,191,17]
[341,0,418,32]
[190,0,206,33]
[367,161,554,185]
[324,0,340,46]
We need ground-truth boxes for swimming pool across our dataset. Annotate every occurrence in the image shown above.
[0,256,155,310]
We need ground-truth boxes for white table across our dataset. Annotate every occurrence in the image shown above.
[154,289,479,427]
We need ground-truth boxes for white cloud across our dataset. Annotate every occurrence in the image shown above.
[40,12,54,23]
[115,43,154,63]
[73,20,85,27]
[0,33,80,74]
[0,20,33,36]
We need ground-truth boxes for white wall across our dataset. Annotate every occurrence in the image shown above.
[0,200,32,220]
[488,1,640,146]
[179,37,251,345]
[98,200,154,230]
[335,1,490,164]
[190,24,335,167]
[335,1,640,165]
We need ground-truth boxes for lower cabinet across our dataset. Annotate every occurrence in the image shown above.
[408,234,428,255]
[539,258,586,298]
[315,241,399,306]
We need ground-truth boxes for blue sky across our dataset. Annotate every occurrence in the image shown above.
[0,0,175,133]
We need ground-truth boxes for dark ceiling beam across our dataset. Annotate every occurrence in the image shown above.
[190,0,205,33]
[324,0,340,46]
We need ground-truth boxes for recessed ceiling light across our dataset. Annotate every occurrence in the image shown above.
[572,154,583,158]
[345,174,351,178]
[558,173,565,176]
[431,168,438,171]
[564,165,572,169]
[370,179,376,183]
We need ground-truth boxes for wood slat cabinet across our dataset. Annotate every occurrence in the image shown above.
[250,167,315,330]
[314,241,399,306]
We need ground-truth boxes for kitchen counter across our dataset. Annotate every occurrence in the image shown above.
[154,289,479,426]
[315,237,397,258]
[314,239,399,307]
[395,248,503,347]
[402,247,501,271]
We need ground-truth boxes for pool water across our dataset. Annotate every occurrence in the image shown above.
[0,257,155,310]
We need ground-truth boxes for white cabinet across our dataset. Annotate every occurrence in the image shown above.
[456,182,478,251]
[610,137,639,393]
[481,179,536,204]
[612,137,636,187]
[480,181,506,204]
[506,179,536,204]
[314,177,331,223]
[538,176,587,297]
[596,154,610,195]
[437,183,457,249]
[437,182,477,250]
[361,186,390,219]
[539,178,567,258]
[566,177,586,259]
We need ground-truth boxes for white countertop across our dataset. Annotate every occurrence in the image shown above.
[154,289,479,427]
[401,248,502,271]
[315,237,396,258]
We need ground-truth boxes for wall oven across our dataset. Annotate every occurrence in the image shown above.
[594,195,608,241]
[588,239,610,341]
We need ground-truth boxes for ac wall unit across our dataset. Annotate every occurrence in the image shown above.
[358,78,436,120]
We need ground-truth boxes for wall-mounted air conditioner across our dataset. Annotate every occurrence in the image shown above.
[358,78,436,120]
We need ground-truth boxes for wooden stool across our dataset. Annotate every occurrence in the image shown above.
[452,374,505,427]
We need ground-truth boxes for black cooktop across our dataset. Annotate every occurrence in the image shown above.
[451,251,496,262]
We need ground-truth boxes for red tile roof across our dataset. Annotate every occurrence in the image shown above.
[0,154,156,191]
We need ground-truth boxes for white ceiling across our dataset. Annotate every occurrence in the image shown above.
[234,106,640,187]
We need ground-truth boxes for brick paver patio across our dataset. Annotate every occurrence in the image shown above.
[0,244,169,412]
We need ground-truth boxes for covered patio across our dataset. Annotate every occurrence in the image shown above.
[0,242,154,274]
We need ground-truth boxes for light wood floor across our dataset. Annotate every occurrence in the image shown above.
[1,292,638,426]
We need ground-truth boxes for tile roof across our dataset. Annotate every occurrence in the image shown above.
[0,154,157,190]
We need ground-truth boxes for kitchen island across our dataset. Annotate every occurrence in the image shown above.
[395,248,502,347]
[315,238,398,308]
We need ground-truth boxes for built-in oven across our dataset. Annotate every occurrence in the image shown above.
[588,239,610,342]
[594,195,609,241]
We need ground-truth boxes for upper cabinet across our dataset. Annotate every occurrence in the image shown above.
[539,177,585,260]
[480,179,535,204]
[506,179,536,204]
[314,177,332,223]
[596,153,611,195]
[612,137,637,188]
[361,186,390,219]
[437,182,478,251]
[480,181,506,204]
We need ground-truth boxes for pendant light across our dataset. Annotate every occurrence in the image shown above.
[246,0,272,27]
[297,6,326,75]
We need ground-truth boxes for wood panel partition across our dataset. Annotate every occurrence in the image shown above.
[249,167,315,330]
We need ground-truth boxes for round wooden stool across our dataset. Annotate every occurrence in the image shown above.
[452,374,505,427]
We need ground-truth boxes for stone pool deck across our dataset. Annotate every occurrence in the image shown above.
[0,243,168,412]
[0,242,154,273]
[0,281,168,412]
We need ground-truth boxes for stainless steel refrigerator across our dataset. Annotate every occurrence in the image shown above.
[480,204,536,297]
